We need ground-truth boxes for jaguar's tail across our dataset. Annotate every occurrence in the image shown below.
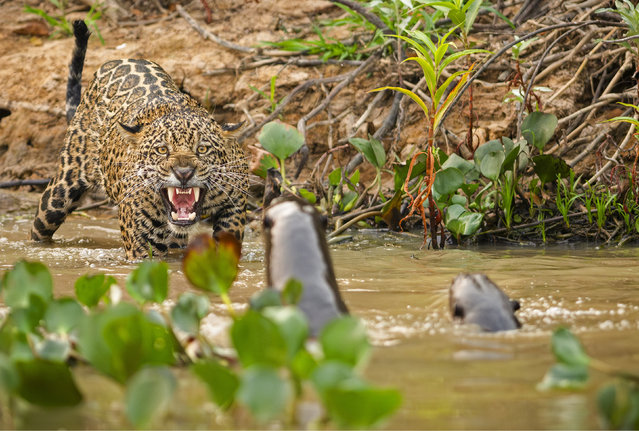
[65,20,90,123]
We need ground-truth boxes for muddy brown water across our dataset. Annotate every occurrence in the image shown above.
[1,211,639,429]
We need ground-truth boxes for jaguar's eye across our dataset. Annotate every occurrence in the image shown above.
[156,146,168,155]
[196,145,209,155]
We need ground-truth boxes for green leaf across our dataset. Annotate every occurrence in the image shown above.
[125,366,176,429]
[251,152,279,178]
[35,338,70,362]
[311,360,361,400]
[445,204,483,237]
[501,139,521,172]
[0,353,17,393]
[290,348,317,380]
[551,327,590,366]
[11,294,47,334]
[262,306,308,362]
[191,359,239,410]
[537,363,589,390]
[596,383,639,429]
[433,167,464,196]
[231,310,287,367]
[258,121,304,160]
[298,188,317,204]
[328,167,342,186]
[237,365,292,424]
[1,260,52,308]
[533,154,571,184]
[249,289,282,311]
[15,358,83,407]
[320,316,370,369]
[183,236,239,296]
[460,182,479,196]
[75,273,115,308]
[325,385,403,429]
[371,86,428,119]
[170,292,210,335]
[477,149,505,181]
[349,137,386,169]
[521,112,558,150]
[77,303,176,383]
[393,153,427,192]
[349,169,360,186]
[281,278,303,305]
[126,261,168,304]
[475,140,506,181]
[44,298,85,335]
[441,153,475,174]
[341,190,358,212]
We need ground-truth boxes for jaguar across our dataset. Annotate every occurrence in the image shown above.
[31,21,248,260]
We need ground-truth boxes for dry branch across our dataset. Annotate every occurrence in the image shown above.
[176,5,254,53]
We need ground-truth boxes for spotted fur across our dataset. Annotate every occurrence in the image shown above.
[31,21,248,260]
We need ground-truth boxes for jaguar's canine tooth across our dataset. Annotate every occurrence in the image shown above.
[193,187,200,202]
[167,187,176,202]
[188,212,196,220]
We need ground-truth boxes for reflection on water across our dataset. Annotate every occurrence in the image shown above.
[2,212,639,429]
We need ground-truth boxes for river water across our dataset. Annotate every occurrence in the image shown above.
[1,211,638,429]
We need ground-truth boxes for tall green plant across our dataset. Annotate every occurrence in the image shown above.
[372,26,487,246]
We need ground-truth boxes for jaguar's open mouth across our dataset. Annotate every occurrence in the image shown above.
[161,186,205,225]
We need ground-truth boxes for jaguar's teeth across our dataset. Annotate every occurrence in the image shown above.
[176,187,192,195]
[167,187,176,202]
[193,187,200,202]
[171,211,197,221]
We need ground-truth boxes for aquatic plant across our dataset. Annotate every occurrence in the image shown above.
[539,328,639,429]
[0,237,400,428]
[555,170,582,229]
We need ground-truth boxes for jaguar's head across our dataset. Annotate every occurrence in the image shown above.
[119,110,244,232]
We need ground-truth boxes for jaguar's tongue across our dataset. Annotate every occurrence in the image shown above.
[167,187,200,221]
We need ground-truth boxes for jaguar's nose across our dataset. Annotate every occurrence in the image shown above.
[173,166,195,186]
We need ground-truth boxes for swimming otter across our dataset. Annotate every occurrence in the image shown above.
[449,273,521,332]
[263,197,348,336]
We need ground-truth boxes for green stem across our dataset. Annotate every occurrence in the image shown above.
[220,293,236,318]
[279,158,287,185]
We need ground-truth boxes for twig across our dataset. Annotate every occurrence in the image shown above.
[328,210,383,238]
[478,209,597,236]
[202,58,364,76]
[75,199,110,212]
[519,25,592,135]
[557,92,626,126]
[329,0,392,34]
[0,179,51,188]
[176,5,254,53]
[119,11,178,27]
[546,28,617,104]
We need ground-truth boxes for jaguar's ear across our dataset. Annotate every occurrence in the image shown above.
[221,121,245,138]
[118,122,143,140]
